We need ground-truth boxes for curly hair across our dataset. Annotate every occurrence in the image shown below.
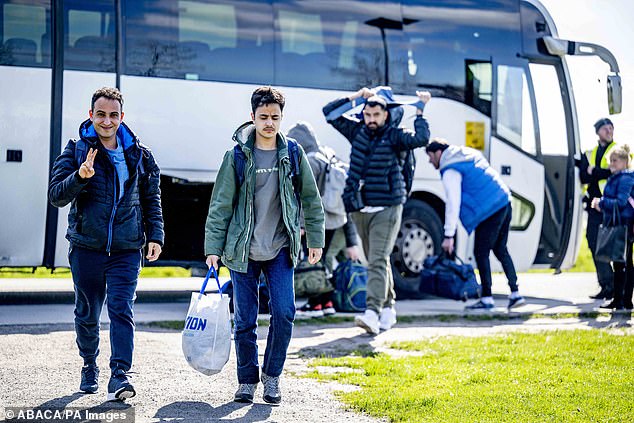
[610,143,631,165]
[91,87,124,111]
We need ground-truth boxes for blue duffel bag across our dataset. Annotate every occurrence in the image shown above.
[419,254,480,301]
[332,259,367,312]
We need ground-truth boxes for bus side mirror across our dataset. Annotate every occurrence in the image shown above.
[607,74,622,115]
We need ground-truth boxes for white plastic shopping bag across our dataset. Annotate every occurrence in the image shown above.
[182,266,231,375]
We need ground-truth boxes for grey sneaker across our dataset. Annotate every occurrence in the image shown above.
[80,364,99,394]
[234,383,257,403]
[261,373,281,405]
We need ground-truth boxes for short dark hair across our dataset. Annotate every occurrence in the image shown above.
[251,86,285,113]
[425,138,450,153]
[364,95,387,111]
[91,87,123,111]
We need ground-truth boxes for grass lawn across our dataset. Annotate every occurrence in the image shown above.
[306,329,634,422]
[0,266,191,278]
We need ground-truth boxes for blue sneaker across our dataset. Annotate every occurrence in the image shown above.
[507,296,526,310]
[107,369,136,402]
[465,300,494,311]
[79,364,99,394]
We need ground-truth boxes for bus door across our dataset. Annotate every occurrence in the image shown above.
[528,62,580,270]
[0,0,52,266]
[488,62,545,271]
[52,0,117,267]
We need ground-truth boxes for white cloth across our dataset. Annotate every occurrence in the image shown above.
[360,206,385,213]
[441,168,462,237]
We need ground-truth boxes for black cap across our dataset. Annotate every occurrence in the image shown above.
[594,118,614,133]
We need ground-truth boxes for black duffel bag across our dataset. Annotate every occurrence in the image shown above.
[419,253,481,301]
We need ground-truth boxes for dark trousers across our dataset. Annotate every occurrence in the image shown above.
[586,208,615,295]
[612,239,634,308]
[474,204,518,298]
[69,246,141,373]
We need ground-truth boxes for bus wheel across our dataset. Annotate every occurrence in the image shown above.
[391,199,443,299]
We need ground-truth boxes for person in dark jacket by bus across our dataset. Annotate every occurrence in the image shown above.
[577,118,618,300]
[323,87,431,335]
[591,144,634,310]
[48,87,164,401]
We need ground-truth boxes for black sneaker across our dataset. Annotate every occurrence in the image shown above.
[295,303,324,318]
[599,300,622,310]
[80,364,99,394]
[465,300,494,311]
[589,290,606,299]
[322,301,336,316]
[507,296,526,310]
[107,369,136,402]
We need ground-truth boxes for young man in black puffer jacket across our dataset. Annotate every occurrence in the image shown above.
[323,87,431,335]
[49,87,164,402]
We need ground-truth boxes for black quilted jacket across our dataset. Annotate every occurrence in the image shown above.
[323,97,430,210]
[48,119,164,253]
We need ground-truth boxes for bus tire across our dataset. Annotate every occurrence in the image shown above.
[390,199,443,299]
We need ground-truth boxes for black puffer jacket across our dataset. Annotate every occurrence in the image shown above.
[48,119,164,253]
[323,98,430,210]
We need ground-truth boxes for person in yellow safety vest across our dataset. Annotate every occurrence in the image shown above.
[576,118,617,301]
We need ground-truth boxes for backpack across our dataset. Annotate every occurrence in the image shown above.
[400,149,416,196]
[332,259,367,312]
[233,139,301,206]
[308,147,348,229]
[293,257,331,297]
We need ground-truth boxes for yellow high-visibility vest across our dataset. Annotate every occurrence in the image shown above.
[585,141,618,194]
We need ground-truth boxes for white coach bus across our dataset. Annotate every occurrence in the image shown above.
[0,0,621,297]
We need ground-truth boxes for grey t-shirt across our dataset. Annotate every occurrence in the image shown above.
[249,147,289,261]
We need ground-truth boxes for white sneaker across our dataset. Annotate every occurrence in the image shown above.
[379,307,397,331]
[355,309,380,335]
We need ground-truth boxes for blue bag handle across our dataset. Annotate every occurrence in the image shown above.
[199,266,224,299]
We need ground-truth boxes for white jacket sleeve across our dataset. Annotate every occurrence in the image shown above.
[441,169,462,237]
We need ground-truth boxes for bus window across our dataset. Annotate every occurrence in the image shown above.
[530,63,568,156]
[64,0,115,72]
[401,0,521,111]
[273,0,390,90]
[466,60,492,116]
[0,0,50,67]
[496,65,536,156]
[124,0,273,83]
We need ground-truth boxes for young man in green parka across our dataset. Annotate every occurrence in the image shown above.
[204,86,324,405]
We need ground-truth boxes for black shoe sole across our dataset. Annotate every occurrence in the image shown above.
[263,395,281,405]
[107,386,136,402]
[234,395,254,403]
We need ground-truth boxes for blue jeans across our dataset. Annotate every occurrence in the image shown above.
[230,247,295,384]
[69,246,141,373]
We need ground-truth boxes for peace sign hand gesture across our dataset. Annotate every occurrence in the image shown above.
[79,148,97,179]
